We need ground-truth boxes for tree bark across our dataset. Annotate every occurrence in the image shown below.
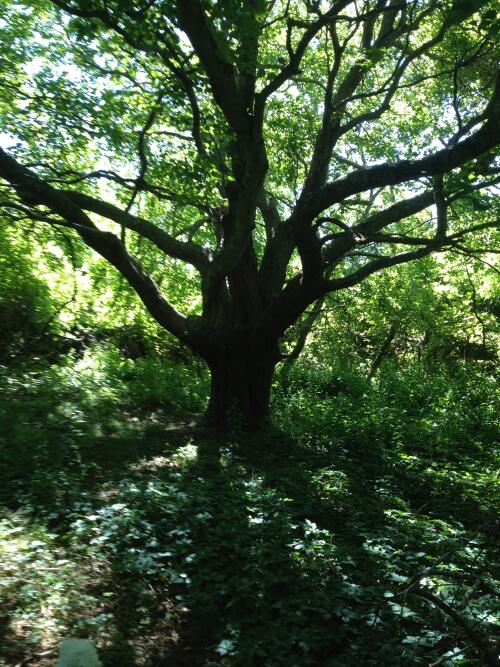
[205,343,278,429]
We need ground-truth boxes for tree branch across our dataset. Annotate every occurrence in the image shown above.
[322,190,435,265]
[63,191,210,272]
[176,0,248,136]
[326,245,434,291]
[0,148,191,342]
[302,72,500,220]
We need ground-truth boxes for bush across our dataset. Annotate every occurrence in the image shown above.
[0,344,208,510]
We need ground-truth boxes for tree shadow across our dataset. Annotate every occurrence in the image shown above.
[147,451,342,665]
[2,338,495,667]
[70,428,360,666]
[2,402,494,666]
[103,424,397,666]
[236,425,390,543]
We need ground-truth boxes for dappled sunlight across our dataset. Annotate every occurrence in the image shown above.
[129,455,177,474]
[0,513,112,667]
[1,348,498,665]
[1,0,499,662]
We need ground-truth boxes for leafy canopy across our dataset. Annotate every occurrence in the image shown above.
[0,0,498,354]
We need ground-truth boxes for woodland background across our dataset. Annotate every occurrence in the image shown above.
[1,0,499,665]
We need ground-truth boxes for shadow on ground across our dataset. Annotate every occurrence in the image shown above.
[1,413,497,666]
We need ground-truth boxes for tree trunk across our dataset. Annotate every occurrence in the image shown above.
[205,344,278,429]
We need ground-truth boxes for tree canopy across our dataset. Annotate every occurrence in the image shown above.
[1,3,500,662]
[0,0,499,424]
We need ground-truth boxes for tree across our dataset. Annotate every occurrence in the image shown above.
[0,0,499,427]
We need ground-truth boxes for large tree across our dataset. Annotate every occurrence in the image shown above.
[0,0,499,426]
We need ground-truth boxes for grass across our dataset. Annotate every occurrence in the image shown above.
[0,348,498,666]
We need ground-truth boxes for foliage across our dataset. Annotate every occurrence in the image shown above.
[0,0,499,422]
[0,225,53,353]
[0,346,207,510]
[0,0,499,664]
[1,347,498,666]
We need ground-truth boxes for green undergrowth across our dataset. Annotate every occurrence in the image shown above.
[0,348,498,666]
[0,346,208,510]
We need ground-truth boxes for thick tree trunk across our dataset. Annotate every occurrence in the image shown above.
[205,345,278,429]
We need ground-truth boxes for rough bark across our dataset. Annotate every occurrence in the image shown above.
[205,343,279,429]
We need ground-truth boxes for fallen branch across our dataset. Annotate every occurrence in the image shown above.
[413,586,497,667]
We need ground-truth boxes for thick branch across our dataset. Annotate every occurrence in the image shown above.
[433,174,448,239]
[176,0,248,136]
[303,79,500,220]
[0,148,190,342]
[63,191,210,272]
[326,245,434,291]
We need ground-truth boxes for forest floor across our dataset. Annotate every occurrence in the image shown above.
[0,355,499,666]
